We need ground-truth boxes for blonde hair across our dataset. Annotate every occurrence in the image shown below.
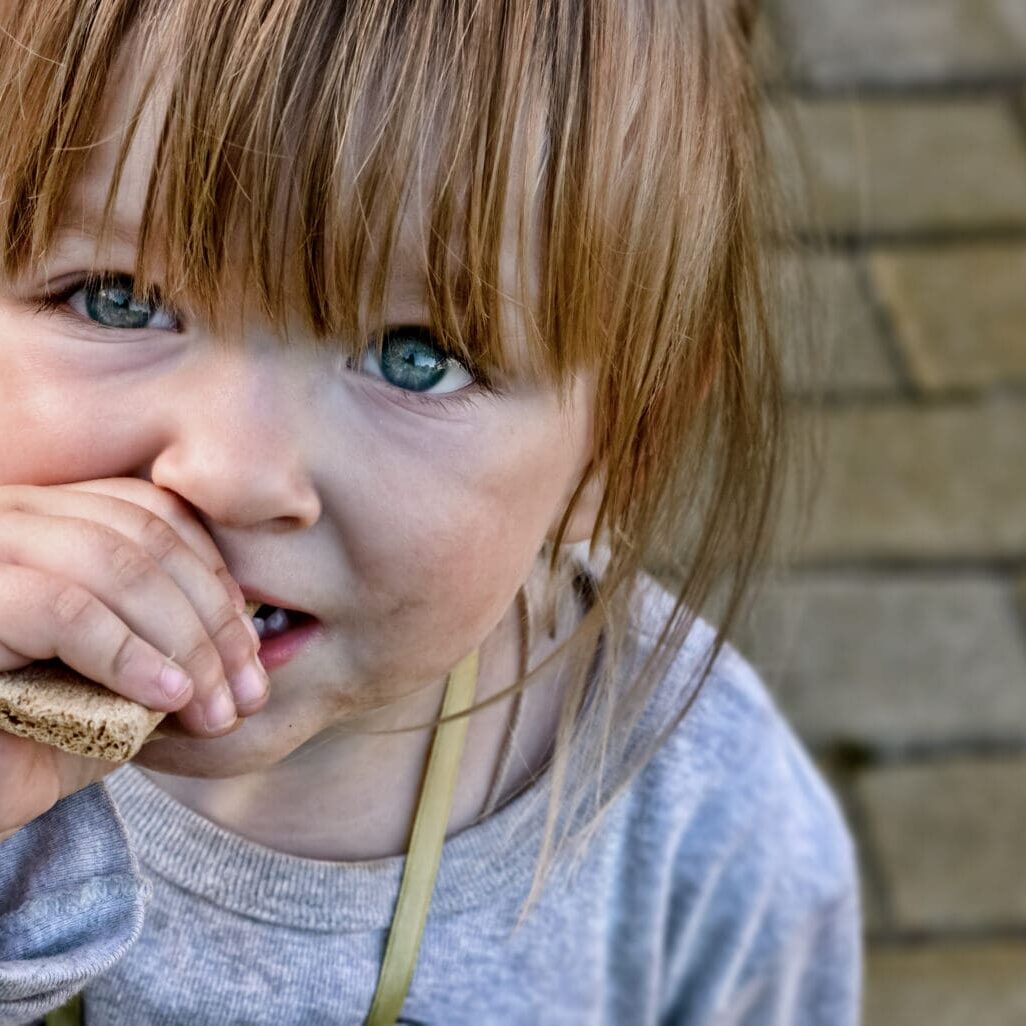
[0,0,800,917]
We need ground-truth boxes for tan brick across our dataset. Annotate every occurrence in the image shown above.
[781,254,897,394]
[870,244,1026,393]
[815,757,888,933]
[792,398,1026,561]
[856,758,1026,930]
[740,575,1026,747]
[766,0,1026,88]
[767,99,1026,235]
[865,944,1026,1026]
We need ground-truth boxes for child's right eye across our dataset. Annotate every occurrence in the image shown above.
[37,273,179,332]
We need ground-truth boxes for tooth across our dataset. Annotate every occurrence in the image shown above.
[244,600,262,617]
[265,608,290,634]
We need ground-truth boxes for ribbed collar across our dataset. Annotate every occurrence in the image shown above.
[106,746,557,932]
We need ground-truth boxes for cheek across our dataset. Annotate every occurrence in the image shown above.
[0,408,155,487]
[343,421,575,681]
[0,325,152,485]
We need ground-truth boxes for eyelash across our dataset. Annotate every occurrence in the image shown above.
[33,275,500,412]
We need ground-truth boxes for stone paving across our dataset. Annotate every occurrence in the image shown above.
[738,3,1026,1022]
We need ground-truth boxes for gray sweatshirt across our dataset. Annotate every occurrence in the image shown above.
[0,566,861,1025]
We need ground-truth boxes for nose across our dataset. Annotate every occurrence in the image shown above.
[144,350,322,530]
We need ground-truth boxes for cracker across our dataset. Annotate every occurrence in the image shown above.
[0,601,262,762]
[0,660,167,762]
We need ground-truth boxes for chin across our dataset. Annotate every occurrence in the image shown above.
[132,715,307,778]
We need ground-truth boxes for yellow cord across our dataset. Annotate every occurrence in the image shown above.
[363,647,480,1026]
[44,649,481,1026]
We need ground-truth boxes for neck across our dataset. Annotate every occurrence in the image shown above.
[140,574,577,861]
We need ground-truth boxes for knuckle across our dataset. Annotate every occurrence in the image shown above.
[138,512,181,563]
[151,488,191,519]
[212,599,245,637]
[0,484,29,514]
[214,565,238,594]
[213,611,254,657]
[109,540,157,591]
[50,582,96,629]
[181,638,225,683]
[110,629,144,680]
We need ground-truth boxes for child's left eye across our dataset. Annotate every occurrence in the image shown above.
[353,327,475,397]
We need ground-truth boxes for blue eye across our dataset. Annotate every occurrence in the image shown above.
[80,275,177,330]
[359,327,474,395]
[41,273,179,331]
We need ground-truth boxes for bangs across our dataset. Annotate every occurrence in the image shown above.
[0,0,797,912]
[0,0,618,397]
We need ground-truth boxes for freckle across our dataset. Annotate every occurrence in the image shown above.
[386,594,419,618]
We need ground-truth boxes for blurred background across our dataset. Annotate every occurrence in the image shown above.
[737,2,1026,1023]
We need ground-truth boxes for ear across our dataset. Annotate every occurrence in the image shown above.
[546,458,607,547]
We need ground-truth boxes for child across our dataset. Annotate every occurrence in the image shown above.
[0,1,860,1024]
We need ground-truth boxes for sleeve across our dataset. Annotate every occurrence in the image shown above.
[0,781,150,1025]
[710,883,862,1026]
[657,666,864,1026]
[659,850,862,1026]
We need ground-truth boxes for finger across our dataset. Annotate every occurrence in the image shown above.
[1,488,268,718]
[52,484,269,712]
[0,728,59,838]
[0,515,245,736]
[0,720,117,839]
[53,481,248,613]
[0,563,197,713]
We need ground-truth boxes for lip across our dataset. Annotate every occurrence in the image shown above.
[238,586,318,620]
[256,616,324,671]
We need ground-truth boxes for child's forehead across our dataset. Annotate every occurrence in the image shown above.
[61,41,545,370]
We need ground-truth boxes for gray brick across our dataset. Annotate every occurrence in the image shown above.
[870,245,1026,393]
[856,758,1026,930]
[739,575,1026,748]
[767,99,1026,236]
[764,0,1026,88]
[792,398,1026,561]
[865,944,1026,1026]
[781,255,897,394]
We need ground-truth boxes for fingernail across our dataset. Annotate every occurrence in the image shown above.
[230,664,268,706]
[160,664,193,702]
[204,686,238,732]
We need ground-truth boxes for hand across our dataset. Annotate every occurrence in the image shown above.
[0,477,268,841]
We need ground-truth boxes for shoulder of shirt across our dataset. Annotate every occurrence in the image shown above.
[568,543,859,912]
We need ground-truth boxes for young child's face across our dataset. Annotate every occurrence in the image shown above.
[0,60,597,776]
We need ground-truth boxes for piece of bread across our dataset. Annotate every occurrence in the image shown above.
[0,660,168,762]
[0,600,262,762]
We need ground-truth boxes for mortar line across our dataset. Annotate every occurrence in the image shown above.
[850,247,918,398]
[765,77,1026,101]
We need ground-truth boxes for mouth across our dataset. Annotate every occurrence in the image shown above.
[242,597,318,643]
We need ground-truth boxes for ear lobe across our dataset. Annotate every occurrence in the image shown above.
[547,459,607,547]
